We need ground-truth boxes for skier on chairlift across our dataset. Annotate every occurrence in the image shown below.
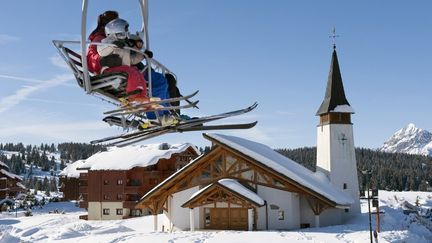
[87,10,119,75]
[97,18,150,103]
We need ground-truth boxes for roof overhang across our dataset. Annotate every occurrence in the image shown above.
[181,179,265,208]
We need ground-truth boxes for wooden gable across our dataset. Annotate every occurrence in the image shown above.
[181,182,264,209]
[137,137,340,214]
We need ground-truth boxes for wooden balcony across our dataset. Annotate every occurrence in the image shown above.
[124,185,141,194]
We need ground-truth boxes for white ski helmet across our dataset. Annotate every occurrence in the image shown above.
[105,18,129,39]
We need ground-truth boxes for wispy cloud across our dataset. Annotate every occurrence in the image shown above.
[0,74,45,84]
[0,120,110,142]
[0,73,76,86]
[0,34,20,45]
[50,55,69,69]
[0,74,73,113]
[24,97,103,107]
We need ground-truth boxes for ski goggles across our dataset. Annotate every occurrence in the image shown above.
[115,32,129,40]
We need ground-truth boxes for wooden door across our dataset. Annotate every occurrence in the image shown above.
[210,208,229,229]
[209,208,248,230]
[229,208,248,230]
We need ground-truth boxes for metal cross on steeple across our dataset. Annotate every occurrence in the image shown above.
[329,27,339,50]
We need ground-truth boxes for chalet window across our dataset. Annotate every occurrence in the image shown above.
[117,194,123,200]
[204,208,211,227]
[104,180,109,185]
[103,208,110,215]
[117,179,123,185]
[116,209,123,215]
[104,195,110,200]
[345,209,349,213]
[278,210,285,220]
[131,209,141,217]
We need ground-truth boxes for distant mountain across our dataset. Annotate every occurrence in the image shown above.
[379,123,432,157]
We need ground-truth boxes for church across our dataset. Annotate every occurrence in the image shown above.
[135,46,361,231]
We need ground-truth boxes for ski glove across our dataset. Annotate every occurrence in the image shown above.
[144,49,153,58]
[112,40,126,48]
[100,54,122,67]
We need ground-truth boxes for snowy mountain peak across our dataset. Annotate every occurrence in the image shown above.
[399,123,421,135]
[380,123,432,156]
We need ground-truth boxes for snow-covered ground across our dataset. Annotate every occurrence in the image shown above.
[1,191,431,242]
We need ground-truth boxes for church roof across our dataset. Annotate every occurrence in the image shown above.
[139,134,353,208]
[316,49,352,115]
[205,134,353,206]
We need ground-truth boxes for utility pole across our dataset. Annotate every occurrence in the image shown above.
[360,170,373,243]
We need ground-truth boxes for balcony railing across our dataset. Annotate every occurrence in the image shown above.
[124,185,140,194]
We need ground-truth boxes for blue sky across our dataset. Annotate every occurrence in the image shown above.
[0,0,431,149]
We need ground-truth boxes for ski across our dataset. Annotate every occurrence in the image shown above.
[104,90,199,115]
[113,121,257,147]
[107,100,199,116]
[91,102,258,145]
[177,121,258,132]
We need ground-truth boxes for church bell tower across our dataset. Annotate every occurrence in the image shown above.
[316,45,361,216]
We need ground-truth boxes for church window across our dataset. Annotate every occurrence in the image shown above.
[343,183,347,189]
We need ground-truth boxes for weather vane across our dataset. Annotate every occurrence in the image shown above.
[329,27,339,50]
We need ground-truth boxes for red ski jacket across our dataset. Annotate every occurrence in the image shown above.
[87,31,106,74]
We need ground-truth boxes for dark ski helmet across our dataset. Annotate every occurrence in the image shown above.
[105,18,129,40]
[98,10,119,26]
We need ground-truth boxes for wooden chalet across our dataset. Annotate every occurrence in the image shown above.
[77,143,199,220]
[59,160,86,201]
[0,161,26,199]
[136,134,353,231]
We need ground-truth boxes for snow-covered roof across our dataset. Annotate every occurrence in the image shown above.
[330,104,355,113]
[16,182,26,189]
[0,169,22,181]
[78,143,199,171]
[218,179,264,205]
[0,161,9,169]
[205,134,354,206]
[59,160,87,178]
[187,179,264,207]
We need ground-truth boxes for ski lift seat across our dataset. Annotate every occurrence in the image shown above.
[62,47,129,100]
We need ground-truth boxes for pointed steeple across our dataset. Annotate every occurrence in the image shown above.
[316,48,351,116]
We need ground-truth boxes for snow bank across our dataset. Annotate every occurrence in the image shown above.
[1,191,432,242]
